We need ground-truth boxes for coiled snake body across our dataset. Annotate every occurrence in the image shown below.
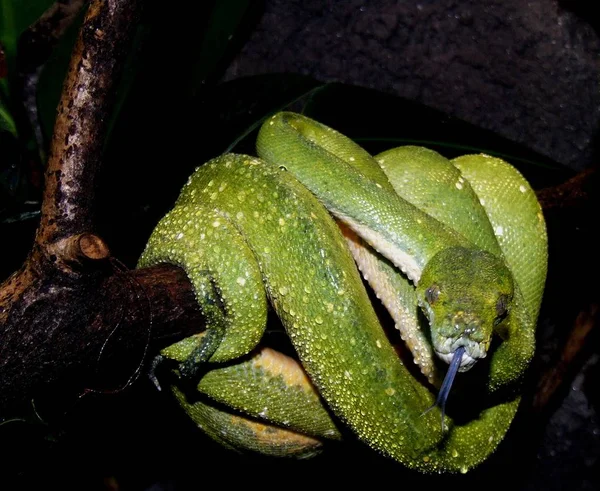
[138,112,547,472]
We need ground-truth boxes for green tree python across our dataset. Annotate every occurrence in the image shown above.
[138,112,547,473]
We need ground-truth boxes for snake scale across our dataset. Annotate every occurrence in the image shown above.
[138,112,547,473]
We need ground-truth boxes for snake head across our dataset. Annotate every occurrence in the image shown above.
[416,246,514,372]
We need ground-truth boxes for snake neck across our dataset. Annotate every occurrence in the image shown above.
[334,213,424,282]
[258,113,470,284]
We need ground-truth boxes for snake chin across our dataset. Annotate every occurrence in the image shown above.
[418,295,490,372]
[434,337,486,372]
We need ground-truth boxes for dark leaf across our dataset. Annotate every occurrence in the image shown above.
[191,0,259,88]
[0,95,16,135]
[0,0,56,89]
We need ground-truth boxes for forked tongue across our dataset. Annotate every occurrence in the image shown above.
[422,346,465,430]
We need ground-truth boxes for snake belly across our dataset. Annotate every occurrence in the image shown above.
[138,112,547,472]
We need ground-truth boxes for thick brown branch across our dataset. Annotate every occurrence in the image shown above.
[36,0,139,253]
[0,0,152,418]
[532,303,598,412]
[0,263,203,417]
[536,165,598,211]
[530,164,599,413]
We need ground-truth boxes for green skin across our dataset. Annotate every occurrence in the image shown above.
[138,112,547,472]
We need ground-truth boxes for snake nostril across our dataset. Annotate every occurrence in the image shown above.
[469,329,484,342]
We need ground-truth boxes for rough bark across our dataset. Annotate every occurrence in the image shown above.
[0,0,203,419]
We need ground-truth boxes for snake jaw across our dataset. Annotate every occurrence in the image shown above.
[429,314,490,372]
[435,339,484,372]
[417,292,490,372]
[432,311,491,371]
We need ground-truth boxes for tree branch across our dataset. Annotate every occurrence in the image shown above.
[0,0,172,418]
[36,0,138,252]
[0,262,204,417]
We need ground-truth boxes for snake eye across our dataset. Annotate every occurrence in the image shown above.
[495,295,509,320]
[425,285,440,304]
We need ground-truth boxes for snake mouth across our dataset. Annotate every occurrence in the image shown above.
[426,308,492,372]
[433,336,487,372]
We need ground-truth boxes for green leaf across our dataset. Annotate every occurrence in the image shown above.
[0,0,56,42]
[0,94,17,135]
[1,209,40,224]
[0,0,56,80]
[0,0,61,147]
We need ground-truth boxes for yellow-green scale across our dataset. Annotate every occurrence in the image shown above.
[256,113,471,278]
[174,154,441,461]
[139,110,548,472]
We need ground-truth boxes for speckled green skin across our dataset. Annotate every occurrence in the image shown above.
[375,147,546,387]
[138,113,547,472]
[171,385,327,459]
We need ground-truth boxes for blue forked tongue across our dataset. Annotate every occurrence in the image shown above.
[422,346,465,431]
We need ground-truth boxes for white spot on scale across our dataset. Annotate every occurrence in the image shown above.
[519,185,527,193]
[236,277,246,286]
[455,182,463,190]
[176,233,184,240]
[494,225,504,236]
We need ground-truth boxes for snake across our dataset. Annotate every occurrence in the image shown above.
[137,111,547,473]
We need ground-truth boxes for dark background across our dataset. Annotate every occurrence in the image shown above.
[224,0,600,173]
[2,0,599,489]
